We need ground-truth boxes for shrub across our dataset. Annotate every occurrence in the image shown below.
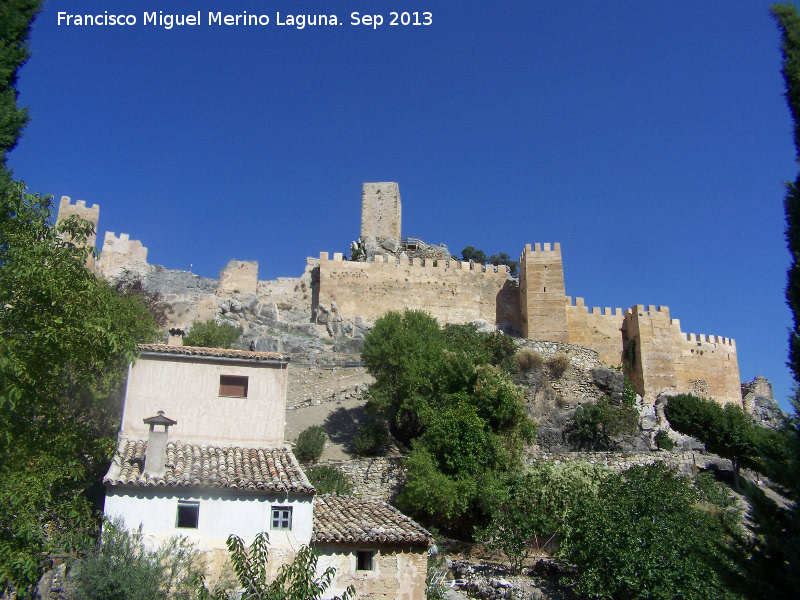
[558,463,737,600]
[74,518,217,600]
[546,353,570,379]
[184,319,242,349]
[516,348,544,372]
[353,420,389,457]
[566,399,639,450]
[306,465,353,495]
[655,429,675,450]
[295,426,326,462]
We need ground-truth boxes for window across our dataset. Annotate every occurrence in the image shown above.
[176,501,199,528]
[271,506,292,530]
[356,550,374,571]
[219,375,248,398]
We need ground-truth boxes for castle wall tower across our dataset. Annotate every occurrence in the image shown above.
[519,243,569,342]
[623,306,679,402]
[56,196,100,268]
[361,182,401,240]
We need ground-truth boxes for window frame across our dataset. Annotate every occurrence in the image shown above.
[176,501,200,529]
[219,375,249,398]
[356,550,375,571]
[271,506,292,531]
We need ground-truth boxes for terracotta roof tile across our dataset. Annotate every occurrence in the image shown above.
[137,344,288,362]
[104,439,314,494]
[312,495,431,545]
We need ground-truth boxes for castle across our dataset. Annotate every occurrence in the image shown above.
[56,183,742,406]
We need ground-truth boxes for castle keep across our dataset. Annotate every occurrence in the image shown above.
[57,182,742,406]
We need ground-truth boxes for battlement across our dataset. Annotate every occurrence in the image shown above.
[57,196,100,224]
[319,252,511,277]
[682,332,736,347]
[96,232,149,281]
[566,296,624,317]
[522,242,562,258]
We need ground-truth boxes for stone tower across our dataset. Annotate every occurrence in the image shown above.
[519,243,569,342]
[56,196,100,268]
[360,182,401,240]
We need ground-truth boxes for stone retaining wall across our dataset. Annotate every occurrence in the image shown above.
[314,457,407,502]
[528,449,732,475]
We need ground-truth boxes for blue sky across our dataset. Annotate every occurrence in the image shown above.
[8,1,799,410]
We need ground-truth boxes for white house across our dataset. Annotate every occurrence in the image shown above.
[103,343,430,597]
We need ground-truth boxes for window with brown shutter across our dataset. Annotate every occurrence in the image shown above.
[219,375,248,398]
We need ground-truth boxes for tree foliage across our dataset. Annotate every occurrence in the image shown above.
[558,463,740,600]
[0,0,40,193]
[460,246,486,264]
[566,399,639,450]
[220,532,354,600]
[74,518,215,600]
[487,252,519,278]
[0,184,162,594]
[362,310,535,534]
[184,318,243,349]
[664,394,785,489]
[477,461,610,574]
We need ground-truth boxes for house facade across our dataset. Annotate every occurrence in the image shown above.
[103,343,430,597]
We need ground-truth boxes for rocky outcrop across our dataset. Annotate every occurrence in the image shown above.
[742,376,785,429]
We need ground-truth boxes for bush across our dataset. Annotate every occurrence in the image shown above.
[74,518,214,600]
[516,349,544,372]
[558,463,737,600]
[655,429,675,450]
[546,353,570,379]
[183,319,242,349]
[306,465,353,495]
[566,399,639,450]
[295,426,326,462]
[353,420,389,457]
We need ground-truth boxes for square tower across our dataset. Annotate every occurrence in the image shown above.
[361,182,401,240]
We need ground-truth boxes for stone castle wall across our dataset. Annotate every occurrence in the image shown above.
[317,251,521,332]
[56,182,744,406]
[56,196,100,268]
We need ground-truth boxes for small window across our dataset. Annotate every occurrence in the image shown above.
[219,375,248,398]
[176,501,199,528]
[271,506,292,530]
[356,550,374,571]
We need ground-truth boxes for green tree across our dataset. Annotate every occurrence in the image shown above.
[362,310,535,534]
[716,6,800,598]
[460,246,486,264]
[221,532,354,600]
[74,518,218,600]
[566,398,639,451]
[0,184,162,595]
[558,463,739,600]
[477,461,610,574]
[663,394,784,489]
[487,252,519,277]
[184,318,243,349]
[0,0,40,194]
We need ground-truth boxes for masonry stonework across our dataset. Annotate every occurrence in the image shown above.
[57,182,744,406]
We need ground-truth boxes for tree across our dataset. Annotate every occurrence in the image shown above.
[477,461,610,574]
[0,184,162,595]
[74,518,217,600]
[460,245,486,264]
[0,0,40,194]
[558,463,739,600]
[221,532,354,600]
[663,394,785,490]
[184,318,243,348]
[362,310,536,534]
[487,252,519,277]
[716,6,800,597]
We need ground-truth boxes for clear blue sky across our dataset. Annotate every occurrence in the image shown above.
[8,1,799,410]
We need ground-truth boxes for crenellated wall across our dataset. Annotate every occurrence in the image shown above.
[96,232,149,280]
[317,251,520,331]
[56,196,100,268]
[565,297,625,367]
[56,182,743,406]
[623,305,740,405]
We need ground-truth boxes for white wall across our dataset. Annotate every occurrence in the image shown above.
[104,488,313,551]
[121,353,288,445]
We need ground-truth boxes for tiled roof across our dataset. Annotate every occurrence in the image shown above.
[137,344,288,362]
[312,495,431,545]
[104,439,314,494]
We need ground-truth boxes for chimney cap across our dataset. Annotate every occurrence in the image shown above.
[143,410,177,429]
